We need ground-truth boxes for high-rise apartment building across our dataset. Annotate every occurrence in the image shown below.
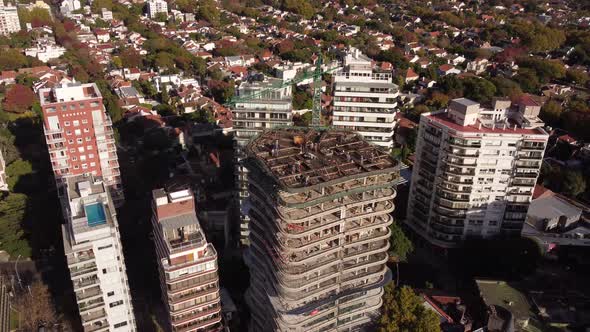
[0,1,20,36]
[147,0,168,19]
[243,128,401,331]
[61,174,135,332]
[40,82,124,207]
[406,97,549,248]
[332,48,399,151]
[231,74,293,246]
[151,187,223,332]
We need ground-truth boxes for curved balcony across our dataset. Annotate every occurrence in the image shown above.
[276,189,396,223]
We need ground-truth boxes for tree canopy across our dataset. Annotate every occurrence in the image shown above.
[3,84,36,114]
[378,284,441,332]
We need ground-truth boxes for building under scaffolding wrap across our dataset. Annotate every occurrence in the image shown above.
[243,128,402,332]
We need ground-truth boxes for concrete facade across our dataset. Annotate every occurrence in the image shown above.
[231,75,293,246]
[151,187,223,332]
[243,128,401,331]
[61,175,136,332]
[406,98,549,248]
[332,48,399,150]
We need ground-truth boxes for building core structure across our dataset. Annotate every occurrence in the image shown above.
[244,128,401,331]
[332,48,399,151]
[231,74,293,246]
[151,187,223,332]
[61,175,136,332]
[40,82,124,207]
[406,97,549,248]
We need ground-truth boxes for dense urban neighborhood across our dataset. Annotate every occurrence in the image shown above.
[0,0,588,331]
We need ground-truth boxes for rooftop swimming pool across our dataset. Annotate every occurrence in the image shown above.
[85,203,107,227]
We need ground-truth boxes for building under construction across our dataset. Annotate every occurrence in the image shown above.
[243,128,401,331]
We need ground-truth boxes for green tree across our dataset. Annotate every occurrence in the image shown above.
[0,193,31,258]
[378,284,441,332]
[282,0,315,19]
[197,0,220,25]
[0,49,29,71]
[565,69,589,86]
[463,77,496,103]
[563,170,586,197]
[388,222,414,285]
[6,159,32,191]
[540,100,563,125]
[491,77,523,98]
[154,12,168,22]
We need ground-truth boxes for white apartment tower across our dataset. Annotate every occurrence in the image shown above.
[231,74,293,246]
[147,0,168,19]
[40,83,124,207]
[332,48,399,150]
[61,175,136,331]
[406,97,549,248]
[0,1,20,36]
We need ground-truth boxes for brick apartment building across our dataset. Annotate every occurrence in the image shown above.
[39,82,124,206]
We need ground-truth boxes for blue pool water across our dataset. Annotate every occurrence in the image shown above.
[85,203,107,227]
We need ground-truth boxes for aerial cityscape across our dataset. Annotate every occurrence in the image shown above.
[0,0,587,331]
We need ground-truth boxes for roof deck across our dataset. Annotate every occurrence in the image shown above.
[39,82,102,106]
[245,128,400,191]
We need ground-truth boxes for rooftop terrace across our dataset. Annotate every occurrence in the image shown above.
[245,128,400,191]
[39,82,102,105]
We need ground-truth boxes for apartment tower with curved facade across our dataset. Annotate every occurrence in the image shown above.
[243,128,401,331]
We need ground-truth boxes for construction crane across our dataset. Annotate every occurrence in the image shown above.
[224,54,340,127]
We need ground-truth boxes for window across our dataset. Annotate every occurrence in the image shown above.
[87,145,93,150]
[61,105,67,111]
[88,153,94,158]
[64,121,70,126]
[69,104,76,110]
[72,156,77,161]
[82,163,88,169]
[98,244,112,250]
[85,137,91,141]
[70,148,75,153]
[77,138,83,144]
[102,268,107,274]
[80,155,86,161]
[78,147,84,152]
[73,120,79,126]
[75,129,81,135]
[66,131,72,135]
[107,291,114,296]
[90,162,96,167]
[82,119,88,124]
[74,165,79,169]
[114,321,128,328]
[68,139,74,144]
[109,300,124,308]
[84,128,89,133]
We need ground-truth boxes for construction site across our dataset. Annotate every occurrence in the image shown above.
[242,128,402,332]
